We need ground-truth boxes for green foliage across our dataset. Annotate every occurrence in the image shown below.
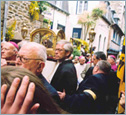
[29,1,48,21]
[72,48,81,59]
[78,6,105,40]
[29,1,40,21]
[91,8,104,20]
[1,31,3,41]
[38,1,47,14]
[43,18,53,25]
[5,20,16,41]
[71,38,89,53]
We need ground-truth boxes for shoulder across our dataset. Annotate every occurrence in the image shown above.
[61,60,75,67]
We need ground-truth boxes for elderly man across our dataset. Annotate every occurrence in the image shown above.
[1,41,19,66]
[50,40,77,95]
[15,42,59,101]
[81,51,106,80]
[107,55,117,71]
[58,60,111,114]
[75,56,86,84]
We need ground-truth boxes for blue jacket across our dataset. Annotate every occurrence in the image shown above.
[63,73,110,114]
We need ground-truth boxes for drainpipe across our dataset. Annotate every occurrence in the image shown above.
[3,1,9,41]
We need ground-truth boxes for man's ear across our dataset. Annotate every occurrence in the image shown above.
[94,66,99,72]
[65,51,71,58]
[14,50,18,55]
[37,62,45,73]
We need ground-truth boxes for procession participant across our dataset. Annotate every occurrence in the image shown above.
[50,40,77,95]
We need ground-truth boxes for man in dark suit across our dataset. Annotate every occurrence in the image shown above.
[50,40,77,95]
[58,60,112,114]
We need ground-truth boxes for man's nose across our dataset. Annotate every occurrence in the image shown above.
[1,49,5,52]
[16,57,21,64]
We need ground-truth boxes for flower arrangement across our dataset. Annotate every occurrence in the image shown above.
[43,18,53,25]
[1,20,16,41]
[29,1,48,21]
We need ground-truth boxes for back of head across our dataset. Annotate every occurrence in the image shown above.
[96,60,111,74]
[57,40,73,55]
[18,40,29,50]
[22,42,47,62]
[94,51,106,60]
[1,66,65,114]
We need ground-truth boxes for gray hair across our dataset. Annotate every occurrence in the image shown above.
[57,40,73,54]
[24,42,47,62]
[96,60,111,74]
[94,51,106,60]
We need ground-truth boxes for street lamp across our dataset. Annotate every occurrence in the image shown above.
[88,28,96,66]
[21,23,28,40]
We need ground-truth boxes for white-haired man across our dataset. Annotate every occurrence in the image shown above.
[50,40,77,95]
[58,60,112,114]
[15,42,59,101]
[75,56,86,84]
[1,41,19,66]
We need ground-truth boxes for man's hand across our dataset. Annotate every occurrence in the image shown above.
[120,91,125,109]
[57,89,66,100]
[1,76,40,114]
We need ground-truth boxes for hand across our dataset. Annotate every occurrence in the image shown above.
[57,89,66,100]
[1,76,40,114]
[120,91,125,109]
[1,58,7,67]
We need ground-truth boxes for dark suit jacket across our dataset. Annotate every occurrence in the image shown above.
[51,60,77,95]
[79,68,119,113]
[83,66,94,81]
[63,73,110,114]
[38,74,60,104]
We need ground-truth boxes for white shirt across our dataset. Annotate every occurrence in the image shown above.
[75,63,86,84]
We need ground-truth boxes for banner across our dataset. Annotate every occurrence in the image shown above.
[117,38,125,114]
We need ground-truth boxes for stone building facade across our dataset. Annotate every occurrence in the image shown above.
[1,1,44,42]
[1,1,5,33]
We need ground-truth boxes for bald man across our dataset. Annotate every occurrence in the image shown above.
[2,42,18,60]
[1,42,19,66]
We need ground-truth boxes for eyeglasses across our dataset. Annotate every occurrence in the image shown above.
[16,55,43,63]
[55,48,64,52]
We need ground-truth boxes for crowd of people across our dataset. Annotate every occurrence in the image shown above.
[1,40,125,114]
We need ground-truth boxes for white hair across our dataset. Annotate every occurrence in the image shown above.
[96,60,111,73]
[18,40,29,50]
[57,40,73,54]
[24,42,47,62]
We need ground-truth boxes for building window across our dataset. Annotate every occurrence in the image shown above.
[113,30,116,41]
[83,1,88,11]
[77,1,88,14]
[98,35,101,51]
[73,32,78,38]
[103,37,106,51]
[72,28,82,38]
[57,24,65,32]
[79,1,83,14]
[56,1,63,8]
[116,34,118,42]
[118,35,121,45]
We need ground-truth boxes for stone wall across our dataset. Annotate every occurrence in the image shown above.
[1,1,5,33]
[4,1,44,41]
